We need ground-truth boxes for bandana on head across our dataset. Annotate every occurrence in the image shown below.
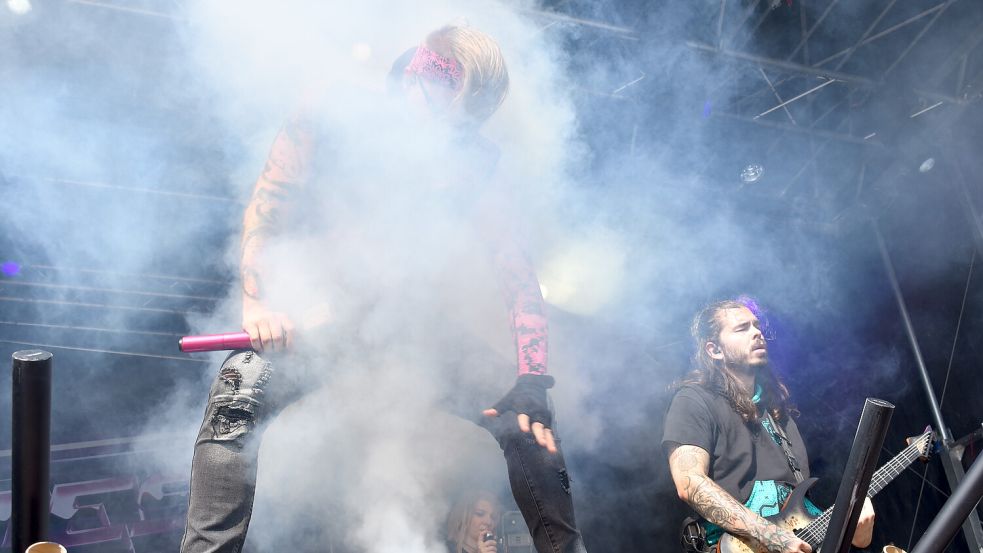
[405,44,463,91]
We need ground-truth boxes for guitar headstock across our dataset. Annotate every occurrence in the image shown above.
[905,426,935,462]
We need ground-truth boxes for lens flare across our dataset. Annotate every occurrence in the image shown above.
[6,0,31,15]
[1,261,21,276]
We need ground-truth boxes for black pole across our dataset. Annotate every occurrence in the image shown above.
[873,223,951,443]
[11,350,53,553]
[819,398,894,553]
[874,219,983,551]
[910,455,983,553]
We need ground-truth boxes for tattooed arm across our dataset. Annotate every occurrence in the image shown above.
[490,238,548,377]
[479,231,557,452]
[667,444,812,553]
[240,114,316,352]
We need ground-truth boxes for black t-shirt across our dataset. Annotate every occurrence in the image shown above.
[661,385,810,504]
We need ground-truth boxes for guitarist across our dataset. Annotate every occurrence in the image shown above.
[662,299,875,553]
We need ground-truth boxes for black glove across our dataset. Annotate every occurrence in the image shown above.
[491,374,555,427]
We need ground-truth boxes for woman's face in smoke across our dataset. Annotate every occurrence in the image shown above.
[466,499,499,545]
[402,71,460,120]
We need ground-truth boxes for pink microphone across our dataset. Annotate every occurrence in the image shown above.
[179,332,253,353]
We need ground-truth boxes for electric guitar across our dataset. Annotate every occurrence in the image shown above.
[715,428,934,553]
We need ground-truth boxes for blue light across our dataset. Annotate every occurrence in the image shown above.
[737,294,775,340]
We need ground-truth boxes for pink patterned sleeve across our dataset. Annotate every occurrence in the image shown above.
[490,239,549,376]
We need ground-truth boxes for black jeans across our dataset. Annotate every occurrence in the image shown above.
[179,350,587,553]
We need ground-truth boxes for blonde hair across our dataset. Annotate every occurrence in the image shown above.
[445,490,501,553]
[426,25,510,124]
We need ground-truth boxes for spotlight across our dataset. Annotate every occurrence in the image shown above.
[2,261,21,276]
[6,0,31,15]
[352,42,372,62]
[537,232,626,316]
[918,158,935,173]
[741,163,764,184]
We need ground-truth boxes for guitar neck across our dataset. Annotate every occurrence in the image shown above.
[800,431,931,548]
[868,437,927,496]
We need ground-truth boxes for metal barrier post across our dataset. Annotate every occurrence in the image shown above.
[11,350,53,553]
[820,398,894,553]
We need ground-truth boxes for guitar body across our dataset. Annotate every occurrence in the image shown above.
[717,478,820,553]
[701,429,932,553]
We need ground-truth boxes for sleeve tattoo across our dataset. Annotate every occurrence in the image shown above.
[490,241,549,376]
[240,117,315,300]
[668,445,797,551]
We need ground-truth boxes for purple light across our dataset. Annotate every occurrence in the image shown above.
[702,99,712,118]
[2,261,21,276]
[737,294,775,340]
[736,294,762,315]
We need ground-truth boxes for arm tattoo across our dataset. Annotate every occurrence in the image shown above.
[241,266,262,300]
[254,199,282,228]
[240,226,274,258]
[251,119,312,218]
[490,243,548,376]
[251,166,299,229]
[259,162,302,189]
[669,446,795,552]
[239,116,314,300]
[262,117,313,182]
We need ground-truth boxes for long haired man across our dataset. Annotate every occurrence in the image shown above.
[662,299,874,553]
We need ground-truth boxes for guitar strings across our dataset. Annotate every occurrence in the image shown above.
[805,439,923,538]
[796,435,929,546]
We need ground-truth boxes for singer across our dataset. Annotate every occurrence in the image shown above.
[179,24,587,553]
[445,491,501,553]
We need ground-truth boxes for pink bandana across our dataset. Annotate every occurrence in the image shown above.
[405,44,463,91]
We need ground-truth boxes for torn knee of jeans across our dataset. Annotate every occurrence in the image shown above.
[220,352,274,399]
[210,400,258,441]
[557,468,571,494]
[219,366,242,394]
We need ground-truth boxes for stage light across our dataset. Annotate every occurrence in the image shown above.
[1,261,21,276]
[6,0,31,15]
[537,232,626,316]
[919,158,935,173]
[741,163,764,184]
[352,42,372,62]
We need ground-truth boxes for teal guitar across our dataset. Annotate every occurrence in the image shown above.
[683,428,934,553]
[712,429,934,553]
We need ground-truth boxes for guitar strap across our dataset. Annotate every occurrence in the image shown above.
[677,404,805,552]
[764,411,804,484]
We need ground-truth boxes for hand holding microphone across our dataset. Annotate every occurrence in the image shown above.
[240,303,295,353]
[479,532,497,553]
[180,302,332,353]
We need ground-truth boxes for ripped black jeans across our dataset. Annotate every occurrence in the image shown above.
[179,350,587,553]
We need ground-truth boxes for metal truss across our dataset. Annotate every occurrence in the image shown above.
[533,1,983,144]
[720,4,980,208]
[523,0,983,233]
